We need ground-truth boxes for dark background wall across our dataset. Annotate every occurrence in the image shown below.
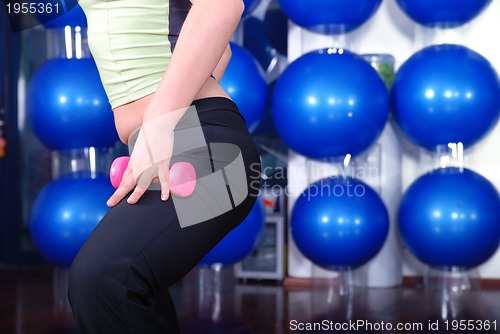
[0,9,44,265]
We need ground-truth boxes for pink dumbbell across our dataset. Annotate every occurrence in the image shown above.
[110,157,196,197]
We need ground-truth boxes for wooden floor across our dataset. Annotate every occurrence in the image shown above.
[1,267,500,334]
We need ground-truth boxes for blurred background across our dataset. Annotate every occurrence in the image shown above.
[1,0,500,333]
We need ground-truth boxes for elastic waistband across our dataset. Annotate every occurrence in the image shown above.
[190,97,247,130]
[191,97,240,115]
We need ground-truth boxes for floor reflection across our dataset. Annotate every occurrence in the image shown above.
[1,268,499,333]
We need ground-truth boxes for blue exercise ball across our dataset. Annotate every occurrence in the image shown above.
[199,198,265,267]
[253,80,280,137]
[33,1,87,29]
[292,177,389,270]
[27,58,118,150]
[244,17,276,71]
[272,48,388,160]
[221,43,267,132]
[399,168,500,269]
[264,5,288,56]
[279,0,382,34]
[243,0,261,17]
[30,176,114,268]
[391,44,500,150]
[396,0,491,28]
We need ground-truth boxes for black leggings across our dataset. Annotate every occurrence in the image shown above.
[68,97,261,333]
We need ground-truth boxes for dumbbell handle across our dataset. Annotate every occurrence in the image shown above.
[110,157,196,197]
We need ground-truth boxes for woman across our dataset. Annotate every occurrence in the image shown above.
[67,0,261,332]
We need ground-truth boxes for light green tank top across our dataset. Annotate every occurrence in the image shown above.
[79,0,190,109]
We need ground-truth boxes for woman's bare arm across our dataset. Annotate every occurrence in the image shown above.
[144,0,243,120]
[213,44,232,82]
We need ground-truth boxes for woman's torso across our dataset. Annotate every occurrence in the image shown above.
[80,0,229,144]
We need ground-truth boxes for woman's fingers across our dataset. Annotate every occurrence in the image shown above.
[126,185,148,205]
[107,164,154,206]
[158,159,171,201]
[107,168,136,207]
[107,160,174,206]
[129,166,157,204]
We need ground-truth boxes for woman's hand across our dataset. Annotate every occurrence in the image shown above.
[106,129,173,207]
[106,107,188,207]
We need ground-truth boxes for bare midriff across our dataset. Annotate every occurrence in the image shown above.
[113,78,230,144]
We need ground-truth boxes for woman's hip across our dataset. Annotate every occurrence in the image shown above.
[166,96,261,228]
